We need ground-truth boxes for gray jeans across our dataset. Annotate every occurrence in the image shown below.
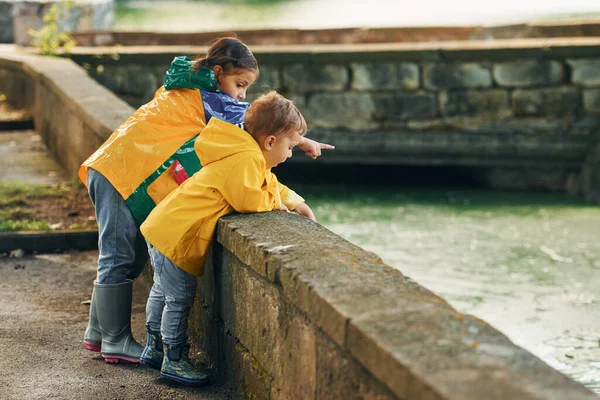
[87,168,148,284]
[146,243,198,346]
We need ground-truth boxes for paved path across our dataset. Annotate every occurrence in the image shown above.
[0,251,234,399]
[0,129,67,185]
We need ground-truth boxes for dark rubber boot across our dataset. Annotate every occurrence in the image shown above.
[160,344,210,386]
[94,280,143,363]
[140,325,164,370]
[83,284,101,352]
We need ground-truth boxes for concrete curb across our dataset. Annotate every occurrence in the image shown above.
[0,230,98,254]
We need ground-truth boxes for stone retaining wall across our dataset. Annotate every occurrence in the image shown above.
[0,46,597,399]
[0,46,133,176]
[70,38,600,192]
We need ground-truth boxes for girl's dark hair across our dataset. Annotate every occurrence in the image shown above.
[193,37,258,75]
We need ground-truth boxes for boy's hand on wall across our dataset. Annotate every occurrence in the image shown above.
[298,138,335,159]
[294,202,316,221]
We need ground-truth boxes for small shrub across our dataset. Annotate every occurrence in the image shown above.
[28,2,77,56]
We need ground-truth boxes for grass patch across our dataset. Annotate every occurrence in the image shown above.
[0,182,67,232]
[0,182,66,205]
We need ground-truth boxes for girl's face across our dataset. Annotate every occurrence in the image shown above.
[213,67,257,100]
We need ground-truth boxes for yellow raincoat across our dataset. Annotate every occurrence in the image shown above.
[78,57,248,224]
[78,87,207,213]
[141,118,304,277]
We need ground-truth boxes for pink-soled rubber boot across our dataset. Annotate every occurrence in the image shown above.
[83,284,101,352]
[94,280,143,363]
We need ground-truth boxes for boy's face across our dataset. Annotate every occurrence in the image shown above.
[214,67,257,101]
[261,129,304,169]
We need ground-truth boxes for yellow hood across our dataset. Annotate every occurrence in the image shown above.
[194,118,261,167]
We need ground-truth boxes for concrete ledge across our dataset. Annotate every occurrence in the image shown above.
[64,37,600,65]
[0,230,98,254]
[68,23,600,47]
[0,46,134,178]
[191,212,596,399]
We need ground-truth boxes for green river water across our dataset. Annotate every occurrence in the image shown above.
[297,185,600,393]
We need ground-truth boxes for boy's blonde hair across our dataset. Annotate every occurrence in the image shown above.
[245,91,307,139]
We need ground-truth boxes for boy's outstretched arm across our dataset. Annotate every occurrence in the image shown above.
[294,202,316,221]
[298,137,335,159]
[222,156,283,213]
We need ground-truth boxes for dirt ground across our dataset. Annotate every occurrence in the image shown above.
[0,251,235,400]
[24,183,98,231]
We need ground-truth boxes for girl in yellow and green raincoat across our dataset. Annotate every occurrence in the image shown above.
[79,37,333,367]
[79,38,261,366]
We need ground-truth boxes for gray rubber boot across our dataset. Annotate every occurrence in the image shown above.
[83,284,101,352]
[94,280,143,363]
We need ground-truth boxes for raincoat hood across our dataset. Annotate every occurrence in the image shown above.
[164,56,218,91]
[194,117,262,167]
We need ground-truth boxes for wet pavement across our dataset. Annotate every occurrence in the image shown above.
[0,251,234,400]
[0,129,67,185]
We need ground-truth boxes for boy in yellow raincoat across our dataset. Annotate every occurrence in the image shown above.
[139,91,314,385]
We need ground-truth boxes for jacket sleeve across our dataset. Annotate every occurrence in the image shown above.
[270,173,305,210]
[221,155,282,213]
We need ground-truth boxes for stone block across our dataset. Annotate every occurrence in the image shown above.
[249,65,281,94]
[346,305,593,400]
[493,61,564,87]
[440,90,510,117]
[93,65,126,94]
[583,89,600,114]
[236,344,273,400]
[219,251,317,399]
[512,90,543,116]
[122,65,144,96]
[374,92,438,119]
[581,142,600,202]
[480,167,568,191]
[316,334,396,399]
[306,92,376,130]
[283,64,348,91]
[568,59,600,87]
[512,87,580,117]
[141,73,159,104]
[423,63,492,90]
[443,116,569,135]
[572,117,600,135]
[351,62,419,91]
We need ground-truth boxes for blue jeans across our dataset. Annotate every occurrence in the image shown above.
[87,168,148,284]
[146,243,198,347]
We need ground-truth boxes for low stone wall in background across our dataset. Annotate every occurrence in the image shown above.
[71,39,600,193]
